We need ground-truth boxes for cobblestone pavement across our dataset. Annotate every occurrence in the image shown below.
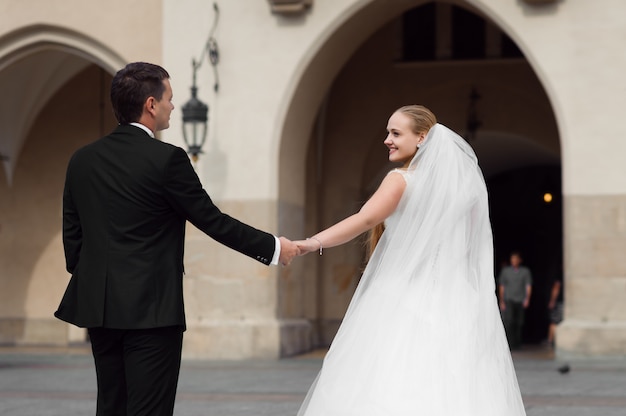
[1,345,625,416]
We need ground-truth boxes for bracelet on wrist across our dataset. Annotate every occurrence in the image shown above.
[307,237,323,255]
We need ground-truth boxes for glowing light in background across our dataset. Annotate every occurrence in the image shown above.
[543,192,553,203]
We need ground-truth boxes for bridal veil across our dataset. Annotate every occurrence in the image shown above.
[298,124,526,415]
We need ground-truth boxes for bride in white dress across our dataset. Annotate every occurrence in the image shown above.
[295,105,526,415]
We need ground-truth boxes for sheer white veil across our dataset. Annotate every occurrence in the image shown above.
[297,124,526,416]
[345,122,495,327]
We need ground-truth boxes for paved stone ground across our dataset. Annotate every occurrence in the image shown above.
[1,345,625,415]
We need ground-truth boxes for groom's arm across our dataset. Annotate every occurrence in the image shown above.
[163,147,298,265]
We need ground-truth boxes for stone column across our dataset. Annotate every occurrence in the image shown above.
[558,195,626,358]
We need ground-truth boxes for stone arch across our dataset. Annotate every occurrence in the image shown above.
[0,24,125,185]
[276,0,564,204]
[275,0,562,354]
[0,24,125,72]
[0,25,122,345]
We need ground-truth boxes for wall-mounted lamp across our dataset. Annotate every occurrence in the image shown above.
[181,2,220,162]
[464,87,482,142]
[268,0,313,15]
[181,76,208,163]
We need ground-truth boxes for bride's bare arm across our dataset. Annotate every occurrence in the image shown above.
[297,171,407,254]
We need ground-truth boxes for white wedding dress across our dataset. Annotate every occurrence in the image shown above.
[297,124,526,416]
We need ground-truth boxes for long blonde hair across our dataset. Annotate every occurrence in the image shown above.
[366,105,437,259]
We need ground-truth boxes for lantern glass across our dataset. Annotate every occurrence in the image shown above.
[183,120,207,157]
[181,86,208,160]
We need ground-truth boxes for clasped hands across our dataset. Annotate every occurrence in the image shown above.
[277,237,323,266]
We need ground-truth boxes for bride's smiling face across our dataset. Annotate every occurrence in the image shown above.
[384,111,425,164]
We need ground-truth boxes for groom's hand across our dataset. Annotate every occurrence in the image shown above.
[278,237,300,266]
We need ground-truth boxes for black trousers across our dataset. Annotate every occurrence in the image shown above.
[88,326,184,416]
[502,300,524,349]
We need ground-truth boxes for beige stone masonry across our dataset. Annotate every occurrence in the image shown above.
[559,195,626,357]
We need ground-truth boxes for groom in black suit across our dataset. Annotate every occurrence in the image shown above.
[55,62,299,416]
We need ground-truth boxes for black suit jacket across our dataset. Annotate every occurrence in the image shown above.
[55,125,276,329]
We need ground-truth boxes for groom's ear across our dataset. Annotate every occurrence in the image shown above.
[145,97,157,116]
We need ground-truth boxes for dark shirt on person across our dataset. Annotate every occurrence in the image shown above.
[498,266,532,303]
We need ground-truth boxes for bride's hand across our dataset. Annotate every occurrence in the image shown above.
[295,239,319,256]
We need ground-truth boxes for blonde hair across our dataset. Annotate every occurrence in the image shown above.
[366,105,437,259]
[396,104,437,139]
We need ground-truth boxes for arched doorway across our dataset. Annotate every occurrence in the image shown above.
[277,0,561,355]
[0,26,122,346]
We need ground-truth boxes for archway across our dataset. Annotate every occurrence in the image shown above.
[0,25,121,345]
[276,0,562,355]
[0,24,125,185]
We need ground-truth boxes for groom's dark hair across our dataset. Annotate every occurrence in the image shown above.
[111,62,170,124]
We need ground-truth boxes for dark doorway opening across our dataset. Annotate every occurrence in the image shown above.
[488,165,562,344]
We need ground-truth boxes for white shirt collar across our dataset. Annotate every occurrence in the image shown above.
[129,122,155,138]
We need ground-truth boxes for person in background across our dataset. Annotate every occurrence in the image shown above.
[498,251,533,350]
[546,270,564,348]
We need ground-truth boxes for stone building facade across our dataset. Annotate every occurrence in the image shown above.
[0,0,624,359]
